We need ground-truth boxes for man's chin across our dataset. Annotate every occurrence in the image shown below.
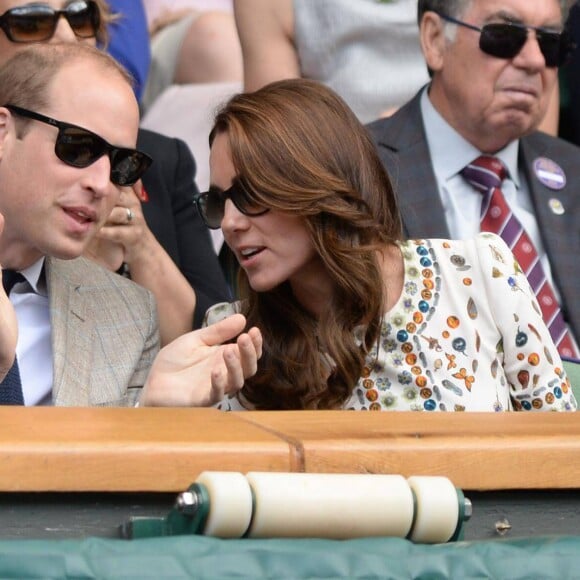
[480,116,537,152]
[47,240,90,261]
[500,106,542,133]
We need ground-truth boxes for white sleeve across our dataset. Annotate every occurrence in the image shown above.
[476,233,576,411]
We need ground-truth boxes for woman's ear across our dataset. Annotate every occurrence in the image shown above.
[420,11,447,75]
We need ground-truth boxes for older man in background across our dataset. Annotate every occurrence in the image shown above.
[368,0,580,358]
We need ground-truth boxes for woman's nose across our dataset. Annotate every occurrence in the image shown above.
[221,199,251,233]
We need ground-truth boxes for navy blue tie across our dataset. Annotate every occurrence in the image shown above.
[0,269,25,405]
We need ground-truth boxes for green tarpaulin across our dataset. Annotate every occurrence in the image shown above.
[0,535,578,579]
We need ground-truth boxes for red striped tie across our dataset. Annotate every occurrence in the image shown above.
[462,155,578,358]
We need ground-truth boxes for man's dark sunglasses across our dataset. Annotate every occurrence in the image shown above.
[0,0,99,43]
[6,105,152,186]
[194,182,269,229]
[437,12,575,68]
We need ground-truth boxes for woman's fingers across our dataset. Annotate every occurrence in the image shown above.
[237,330,261,380]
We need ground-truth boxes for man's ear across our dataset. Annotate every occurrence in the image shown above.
[420,11,447,75]
[0,108,12,159]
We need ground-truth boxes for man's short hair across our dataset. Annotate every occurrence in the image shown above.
[417,0,570,25]
[417,0,468,24]
[0,43,132,133]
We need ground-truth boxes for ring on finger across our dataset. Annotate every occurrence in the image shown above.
[126,208,134,223]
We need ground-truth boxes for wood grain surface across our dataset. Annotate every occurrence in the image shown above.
[1,408,578,492]
[0,408,290,491]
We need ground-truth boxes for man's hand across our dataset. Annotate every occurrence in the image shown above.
[141,314,262,406]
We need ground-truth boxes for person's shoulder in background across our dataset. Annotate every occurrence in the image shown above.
[106,0,151,102]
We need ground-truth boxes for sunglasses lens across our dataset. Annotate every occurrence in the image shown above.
[480,23,569,68]
[5,8,57,42]
[201,191,226,229]
[230,183,268,216]
[2,1,97,42]
[55,127,103,168]
[65,0,99,38]
[480,23,527,59]
[196,184,267,228]
[110,150,152,186]
[538,31,569,67]
[55,127,150,186]
[538,35,560,67]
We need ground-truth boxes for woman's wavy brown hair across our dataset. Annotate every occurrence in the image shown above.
[210,79,402,409]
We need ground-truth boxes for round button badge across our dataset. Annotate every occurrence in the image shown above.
[548,198,565,215]
[533,157,566,190]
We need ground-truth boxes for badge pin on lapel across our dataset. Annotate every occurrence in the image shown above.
[533,157,566,216]
[548,198,565,215]
[533,157,566,190]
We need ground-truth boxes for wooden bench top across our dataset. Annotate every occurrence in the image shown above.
[1,408,578,492]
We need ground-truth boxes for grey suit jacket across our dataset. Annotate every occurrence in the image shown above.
[367,89,580,341]
[46,256,159,407]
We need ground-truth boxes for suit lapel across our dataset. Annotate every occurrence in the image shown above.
[520,136,580,338]
[47,257,94,406]
[370,91,450,239]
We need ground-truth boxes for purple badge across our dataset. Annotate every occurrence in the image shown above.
[533,157,566,190]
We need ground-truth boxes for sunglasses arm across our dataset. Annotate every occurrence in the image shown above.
[434,12,483,34]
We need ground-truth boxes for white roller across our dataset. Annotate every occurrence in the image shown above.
[195,471,253,538]
[407,476,459,543]
[245,472,415,539]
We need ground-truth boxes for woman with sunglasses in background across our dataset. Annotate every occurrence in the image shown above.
[189,78,576,412]
[0,0,230,345]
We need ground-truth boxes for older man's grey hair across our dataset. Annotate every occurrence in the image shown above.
[418,0,571,26]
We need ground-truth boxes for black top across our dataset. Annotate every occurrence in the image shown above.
[138,128,231,328]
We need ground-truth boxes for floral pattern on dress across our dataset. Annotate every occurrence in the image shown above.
[205,233,577,412]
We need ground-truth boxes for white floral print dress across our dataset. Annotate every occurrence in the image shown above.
[205,233,577,412]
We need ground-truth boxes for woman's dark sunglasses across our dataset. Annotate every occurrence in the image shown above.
[194,183,269,229]
[0,0,99,43]
[437,13,575,68]
[6,105,152,186]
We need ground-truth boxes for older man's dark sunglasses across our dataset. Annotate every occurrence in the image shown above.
[194,183,269,229]
[437,13,575,68]
[6,105,152,186]
[0,0,99,43]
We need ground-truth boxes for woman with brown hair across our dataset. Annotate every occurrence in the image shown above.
[196,78,576,413]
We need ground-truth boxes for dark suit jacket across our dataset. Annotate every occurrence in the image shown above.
[367,89,580,341]
[137,128,231,328]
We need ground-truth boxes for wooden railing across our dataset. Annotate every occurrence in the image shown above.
[1,408,578,492]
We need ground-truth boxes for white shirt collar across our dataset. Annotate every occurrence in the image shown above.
[18,257,46,296]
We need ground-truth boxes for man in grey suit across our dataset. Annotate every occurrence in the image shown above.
[367,0,580,350]
[0,43,262,406]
